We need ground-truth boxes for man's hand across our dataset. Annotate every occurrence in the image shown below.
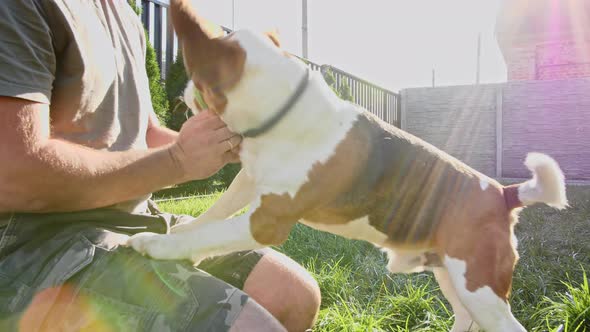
[169,110,242,182]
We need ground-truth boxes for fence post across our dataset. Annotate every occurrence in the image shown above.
[165,7,175,76]
[141,0,150,32]
[153,4,163,75]
[400,89,407,130]
[495,85,504,178]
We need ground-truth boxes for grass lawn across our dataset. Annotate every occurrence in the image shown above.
[156,186,590,331]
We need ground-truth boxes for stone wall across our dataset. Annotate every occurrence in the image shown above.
[401,78,590,181]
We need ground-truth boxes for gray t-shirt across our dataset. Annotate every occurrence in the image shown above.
[0,0,156,212]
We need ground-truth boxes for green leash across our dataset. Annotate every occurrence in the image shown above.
[193,87,208,110]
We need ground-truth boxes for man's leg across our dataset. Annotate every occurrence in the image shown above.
[0,209,284,332]
[19,246,286,332]
[230,300,286,332]
[163,212,322,331]
[243,250,321,332]
[196,248,321,332]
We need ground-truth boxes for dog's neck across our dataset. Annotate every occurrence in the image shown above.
[235,63,360,197]
[224,53,353,138]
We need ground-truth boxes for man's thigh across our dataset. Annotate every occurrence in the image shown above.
[197,249,264,290]
[64,246,252,331]
[5,241,253,331]
[0,212,269,331]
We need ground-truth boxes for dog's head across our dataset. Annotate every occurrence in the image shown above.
[171,0,305,133]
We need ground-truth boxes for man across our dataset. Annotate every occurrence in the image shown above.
[0,0,320,331]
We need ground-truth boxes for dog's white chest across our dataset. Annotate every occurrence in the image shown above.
[240,103,359,198]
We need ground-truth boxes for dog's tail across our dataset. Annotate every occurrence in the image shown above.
[503,153,568,211]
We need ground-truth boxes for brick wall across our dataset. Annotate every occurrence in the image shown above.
[504,45,537,81]
[401,78,590,181]
[503,39,590,81]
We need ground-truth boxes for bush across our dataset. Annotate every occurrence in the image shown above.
[338,79,354,102]
[146,43,170,124]
[165,53,189,105]
[165,53,192,131]
[128,0,140,14]
[128,0,169,125]
[322,67,354,102]
[322,68,338,95]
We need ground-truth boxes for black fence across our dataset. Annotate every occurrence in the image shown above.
[323,65,401,128]
[139,0,400,127]
[140,0,175,77]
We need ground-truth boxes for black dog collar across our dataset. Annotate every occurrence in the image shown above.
[241,68,311,138]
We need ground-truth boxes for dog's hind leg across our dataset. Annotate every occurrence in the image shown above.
[442,231,526,332]
[171,170,257,233]
[433,267,480,332]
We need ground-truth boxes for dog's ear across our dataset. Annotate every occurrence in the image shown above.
[170,0,246,94]
[264,30,281,48]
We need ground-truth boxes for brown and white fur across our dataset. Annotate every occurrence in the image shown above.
[128,1,568,331]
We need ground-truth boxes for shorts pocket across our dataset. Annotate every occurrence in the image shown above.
[0,273,31,314]
[64,287,161,332]
[0,230,97,292]
[36,234,96,289]
[73,248,200,331]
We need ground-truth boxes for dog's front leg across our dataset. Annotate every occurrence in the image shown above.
[171,170,257,233]
[129,196,297,264]
[129,211,264,264]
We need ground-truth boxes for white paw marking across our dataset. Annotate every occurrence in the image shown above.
[445,256,526,332]
[480,178,489,191]
[127,232,185,260]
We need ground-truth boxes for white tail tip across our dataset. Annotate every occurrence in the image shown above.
[518,153,568,209]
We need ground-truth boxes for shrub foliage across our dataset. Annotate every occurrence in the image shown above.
[128,0,169,125]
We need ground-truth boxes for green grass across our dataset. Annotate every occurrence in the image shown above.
[156,186,590,331]
[156,193,223,216]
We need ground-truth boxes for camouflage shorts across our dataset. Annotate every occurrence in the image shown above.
[0,208,265,331]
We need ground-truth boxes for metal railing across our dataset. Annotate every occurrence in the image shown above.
[325,65,401,128]
[140,0,400,127]
[140,0,175,77]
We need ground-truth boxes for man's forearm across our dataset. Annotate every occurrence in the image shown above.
[147,124,179,148]
[0,138,184,213]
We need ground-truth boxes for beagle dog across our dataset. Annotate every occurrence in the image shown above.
[129,1,568,331]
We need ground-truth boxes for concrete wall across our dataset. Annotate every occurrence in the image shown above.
[502,78,590,179]
[401,78,590,180]
[402,85,500,177]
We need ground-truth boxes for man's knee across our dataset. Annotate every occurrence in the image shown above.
[243,249,321,331]
[229,299,286,332]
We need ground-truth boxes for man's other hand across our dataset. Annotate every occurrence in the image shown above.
[169,110,242,181]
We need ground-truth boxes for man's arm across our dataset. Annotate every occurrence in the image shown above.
[146,112,179,148]
[0,97,241,213]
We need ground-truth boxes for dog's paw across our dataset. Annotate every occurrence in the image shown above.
[170,222,197,234]
[189,252,215,266]
[127,232,180,260]
[170,217,216,234]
